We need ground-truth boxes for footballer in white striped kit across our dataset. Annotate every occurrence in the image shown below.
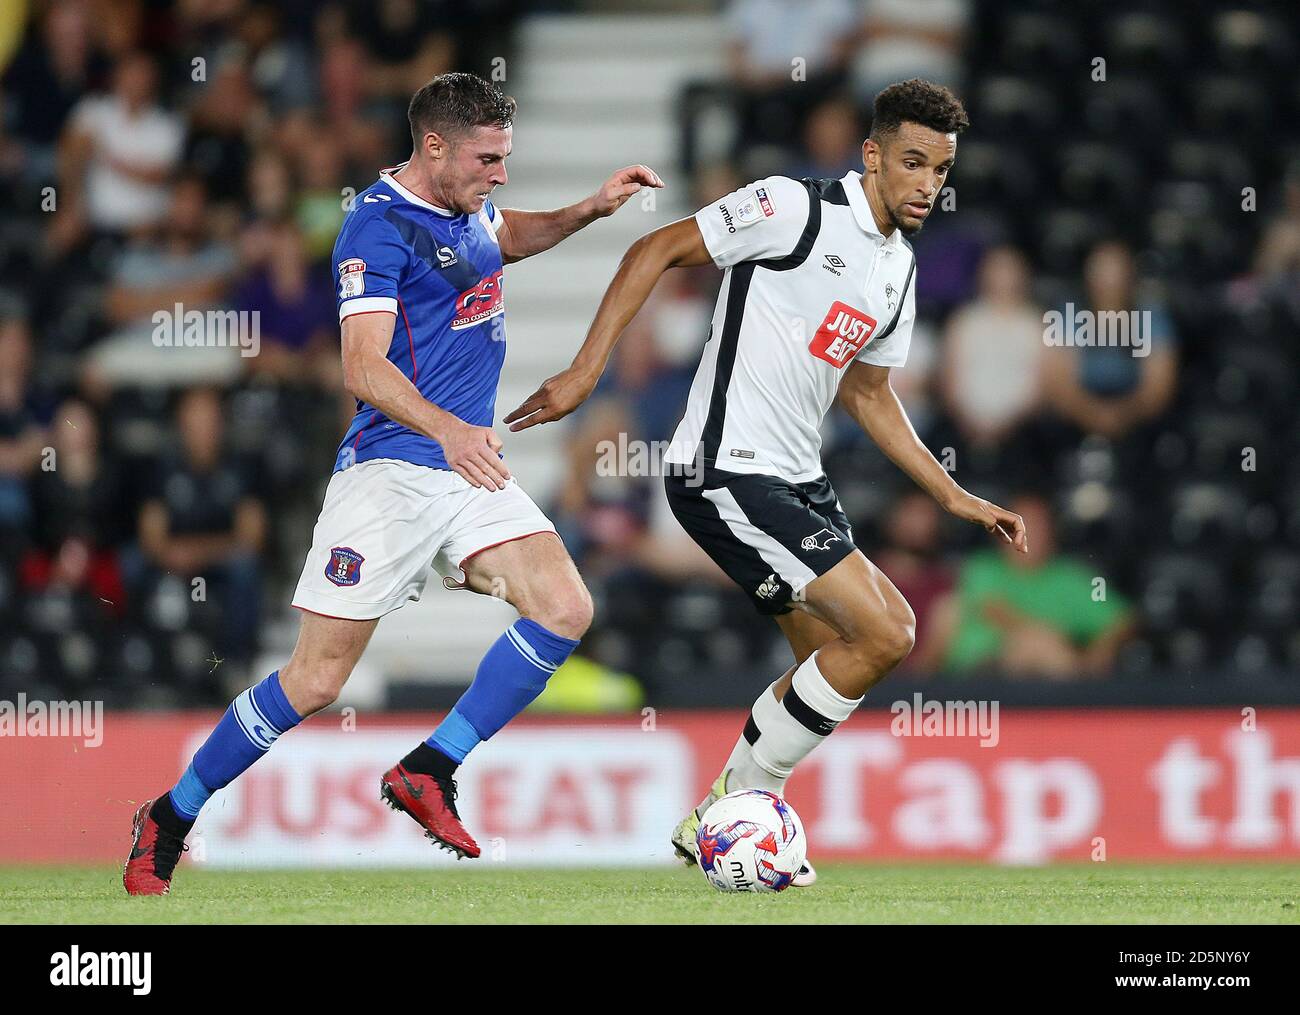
[506,79,1028,885]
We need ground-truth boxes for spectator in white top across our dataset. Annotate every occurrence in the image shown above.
[726,0,860,87]
[941,245,1046,447]
[852,0,971,104]
[724,0,860,158]
[55,50,184,248]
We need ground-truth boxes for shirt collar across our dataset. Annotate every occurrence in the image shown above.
[379,162,455,216]
[841,169,902,249]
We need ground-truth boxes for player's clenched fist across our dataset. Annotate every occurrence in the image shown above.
[436,419,511,491]
[504,365,599,431]
[589,165,664,217]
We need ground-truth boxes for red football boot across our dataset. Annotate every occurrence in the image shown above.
[380,763,480,859]
[123,800,189,896]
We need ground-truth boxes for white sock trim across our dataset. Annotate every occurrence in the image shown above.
[790,650,862,723]
[748,681,795,779]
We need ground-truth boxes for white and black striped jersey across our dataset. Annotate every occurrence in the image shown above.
[663,170,917,484]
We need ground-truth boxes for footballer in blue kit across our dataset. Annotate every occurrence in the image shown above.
[330,167,508,474]
[125,72,663,895]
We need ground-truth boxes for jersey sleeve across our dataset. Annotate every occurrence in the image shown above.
[481,198,505,234]
[857,258,917,369]
[693,176,810,268]
[334,214,407,322]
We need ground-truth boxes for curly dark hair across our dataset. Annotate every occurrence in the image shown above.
[869,78,970,142]
[408,72,517,148]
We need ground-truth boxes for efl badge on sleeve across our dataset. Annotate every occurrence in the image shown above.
[735,186,775,225]
[338,258,366,299]
[325,546,365,587]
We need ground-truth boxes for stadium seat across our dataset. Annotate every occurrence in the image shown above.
[1056,142,1143,213]
[997,12,1083,78]
[1139,552,1231,635]
[1079,77,1170,151]
[1245,553,1300,633]
[1190,76,1272,139]
[1212,10,1297,78]
[1164,138,1254,195]
[970,76,1062,143]
[1035,206,1117,274]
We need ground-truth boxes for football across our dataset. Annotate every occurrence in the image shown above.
[695,789,806,893]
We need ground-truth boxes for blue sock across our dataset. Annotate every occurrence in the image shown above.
[168,670,303,820]
[428,619,579,763]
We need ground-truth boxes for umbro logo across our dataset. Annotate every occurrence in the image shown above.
[823,254,846,276]
[363,193,392,203]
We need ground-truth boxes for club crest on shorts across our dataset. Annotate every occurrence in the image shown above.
[325,546,365,587]
[801,528,840,551]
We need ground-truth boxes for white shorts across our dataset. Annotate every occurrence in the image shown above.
[291,458,558,620]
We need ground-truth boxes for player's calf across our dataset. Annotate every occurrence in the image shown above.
[385,533,591,857]
[121,616,376,895]
[123,670,304,896]
[799,553,916,699]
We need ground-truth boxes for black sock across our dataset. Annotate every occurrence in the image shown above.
[401,742,458,780]
[149,793,194,838]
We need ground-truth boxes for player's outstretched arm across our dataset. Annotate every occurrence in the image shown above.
[504,216,713,431]
[838,360,1029,553]
[341,312,511,491]
[496,164,664,264]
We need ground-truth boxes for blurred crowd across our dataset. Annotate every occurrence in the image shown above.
[0,0,520,702]
[1,0,1298,706]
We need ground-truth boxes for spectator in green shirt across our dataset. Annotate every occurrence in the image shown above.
[939,494,1134,678]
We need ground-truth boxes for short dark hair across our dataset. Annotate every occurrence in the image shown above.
[408,72,516,148]
[870,78,969,143]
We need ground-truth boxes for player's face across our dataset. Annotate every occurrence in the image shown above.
[444,124,512,215]
[866,123,956,236]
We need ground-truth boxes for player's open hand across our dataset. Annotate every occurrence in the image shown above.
[438,420,512,491]
[945,491,1029,553]
[504,366,599,431]
[590,165,664,217]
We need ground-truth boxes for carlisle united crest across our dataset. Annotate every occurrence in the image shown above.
[325,546,365,587]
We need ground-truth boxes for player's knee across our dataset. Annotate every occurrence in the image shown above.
[881,600,916,667]
[529,581,593,640]
[280,659,347,715]
[843,596,914,673]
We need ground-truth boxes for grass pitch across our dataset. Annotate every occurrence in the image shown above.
[3,863,1299,924]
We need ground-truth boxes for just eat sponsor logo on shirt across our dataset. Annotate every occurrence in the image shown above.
[809,301,877,368]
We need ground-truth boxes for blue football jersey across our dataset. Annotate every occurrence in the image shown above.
[332,163,507,472]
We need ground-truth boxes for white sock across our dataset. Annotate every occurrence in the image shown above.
[749,651,861,782]
[698,652,862,810]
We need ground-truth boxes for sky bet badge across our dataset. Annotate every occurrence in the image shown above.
[735,186,775,225]
[338,258,366,298]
